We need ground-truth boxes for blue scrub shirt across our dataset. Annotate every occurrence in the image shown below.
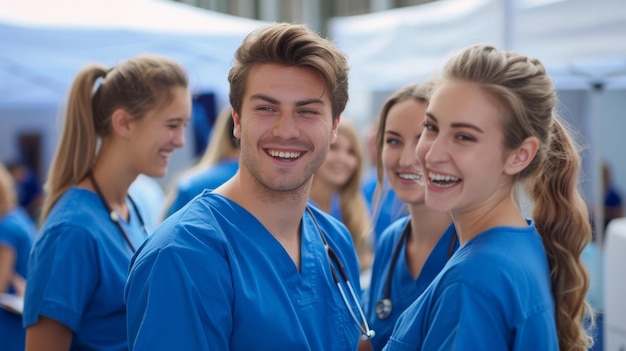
[363,217,457,350]
[126,192,362,351]
[24,187,146,351]
[383,221,558,351]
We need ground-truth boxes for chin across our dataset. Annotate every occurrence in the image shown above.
[145,168,167,178]
[424,199,452,213]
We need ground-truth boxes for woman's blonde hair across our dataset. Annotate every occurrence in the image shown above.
[334,120,371,260]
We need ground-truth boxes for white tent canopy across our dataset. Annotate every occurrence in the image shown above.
[329,0,626,91]
[0,0,269,108]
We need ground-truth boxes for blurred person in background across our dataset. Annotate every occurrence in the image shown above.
[0,163,36,351]
[23,54,191,351]
[603,161,623,229]
[310,119,373,273]
[6,161,43,224]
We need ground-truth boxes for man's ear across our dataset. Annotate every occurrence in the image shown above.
[504,136,539,176]
[330,114,341,143]
[110,109,134,138]
[232,108,242,139]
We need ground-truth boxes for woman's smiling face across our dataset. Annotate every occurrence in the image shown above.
[382,98,428,205]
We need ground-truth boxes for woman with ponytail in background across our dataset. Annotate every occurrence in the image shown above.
[23,55,191,351]
[384,45,593,350]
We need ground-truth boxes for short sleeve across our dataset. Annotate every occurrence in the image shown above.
[125,232,233,351]
[24,225,99,331]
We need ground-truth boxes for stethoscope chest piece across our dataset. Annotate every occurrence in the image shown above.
[375,298,393,320]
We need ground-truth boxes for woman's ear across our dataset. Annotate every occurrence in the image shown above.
[110,109,134,138]
[504,136,539,176]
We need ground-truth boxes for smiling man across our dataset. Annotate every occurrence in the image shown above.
[124,23,371,351]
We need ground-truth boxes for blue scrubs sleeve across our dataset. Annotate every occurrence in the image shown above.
[125,235,232,351]
[24,225,98,331]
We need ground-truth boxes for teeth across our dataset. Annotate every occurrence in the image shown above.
[428,173,459,182]
[399,173,420,181]
[159,151,172,159]
[269,150,301,159]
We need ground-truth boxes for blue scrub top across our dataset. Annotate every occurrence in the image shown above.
[363,217,457,351]
[383,221,558,351]
[166,158,239,217]
[24,187,146,351]
[126,191,362,351]
[0,207,36,351]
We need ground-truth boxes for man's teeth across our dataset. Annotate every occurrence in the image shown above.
[269,150,301,158]
[159,151,172,158]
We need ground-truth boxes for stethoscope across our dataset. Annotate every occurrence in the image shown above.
[89,171,145,252]
[375,222,457,320]
[306,207,376,340]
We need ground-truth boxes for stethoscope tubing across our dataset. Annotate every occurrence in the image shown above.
[375,222,410,320]
[306,207,376,340]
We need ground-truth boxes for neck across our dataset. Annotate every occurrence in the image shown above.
[217,171,310,239]
[80,144,138,218]
[451,194,526,245]
[309,177,337,214]
[216,172,307,271]
[407,203,452,244]
[403,205,452,279]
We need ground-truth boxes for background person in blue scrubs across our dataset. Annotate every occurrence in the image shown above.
[0,163,36,351]
[125,23,366,351]
[384,45,594,351]
[23,55,191,351]
[359,82,456,351]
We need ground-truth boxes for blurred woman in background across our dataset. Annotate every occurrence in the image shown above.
[310,119,372,272]
[0,163,36,351]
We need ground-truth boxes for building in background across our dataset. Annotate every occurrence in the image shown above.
[174,0,435,34]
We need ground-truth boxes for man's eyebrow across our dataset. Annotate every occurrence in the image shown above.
[296,99,324,107]
[249,94,324,107]
[249,94,279,104]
